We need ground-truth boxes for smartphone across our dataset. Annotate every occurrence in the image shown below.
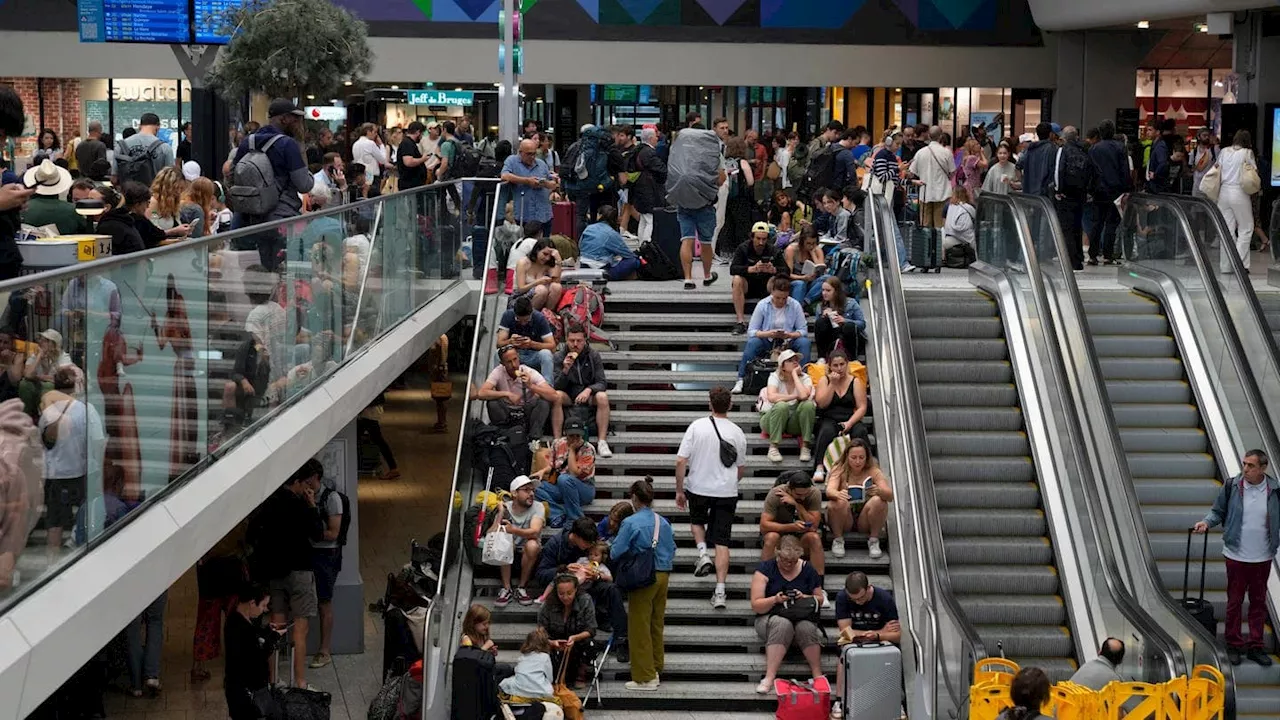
[801,521,814,529]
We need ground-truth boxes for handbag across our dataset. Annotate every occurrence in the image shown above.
[742,357,776,396]
[771,594,821,624]
[615,511,661,591]
[766,160,782,181]
[1242,152,1262,195]
[708,415,739,468]
[430,380,453,399]
[774,677,832,720]
[481,506,516,566]
[1198,164,1221,201]
[552,655,583,720]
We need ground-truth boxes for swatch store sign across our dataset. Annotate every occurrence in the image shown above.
[87,80,192,141]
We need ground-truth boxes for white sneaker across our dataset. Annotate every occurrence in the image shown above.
[868,537,883,559]
[732,378,744,394]
[625,677,660,691]
[831,537,846,558]
[902,264,918,273]
[711,587,727,608]
[693,553,714,577]
[596,439,613,458]
[767,446,783,463]
[799,447,812,463]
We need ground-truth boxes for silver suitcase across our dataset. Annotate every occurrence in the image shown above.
[842,641,902,720]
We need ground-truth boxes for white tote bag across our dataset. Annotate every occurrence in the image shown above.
[482,526,515,566]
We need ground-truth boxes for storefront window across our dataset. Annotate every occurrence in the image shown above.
[938,88,956,137]
[84,78,190,143]
[971,87,1007,144]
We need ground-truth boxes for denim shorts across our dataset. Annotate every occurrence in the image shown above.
[677,205,717,243]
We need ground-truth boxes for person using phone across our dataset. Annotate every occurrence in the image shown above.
[749,534,826,694]
[831,571,900,718]
[825,437,893,560]
[496,294,557,380]
[729,222,790,335]
[732,276,808,395]
[759,470,825,577]
[223,582,287,720]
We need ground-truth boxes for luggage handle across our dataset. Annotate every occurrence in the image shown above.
[1183,527,1209,602]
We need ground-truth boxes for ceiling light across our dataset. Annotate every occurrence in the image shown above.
[455,87,463,91]
[390,85,399,89]
[306,94,315,99]
[1136,20,1149,29]
[344,80,353,86]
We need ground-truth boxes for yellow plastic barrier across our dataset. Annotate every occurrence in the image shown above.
[968,668,1224,720]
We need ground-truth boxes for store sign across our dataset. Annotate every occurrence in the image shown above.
[406,90,474,106]
[110,82,191,103]
[305,106,347,121]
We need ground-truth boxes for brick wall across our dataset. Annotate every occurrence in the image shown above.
[0,76,84,144]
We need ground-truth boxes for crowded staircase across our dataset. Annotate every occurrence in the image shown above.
[474,279,889,714]
[902,289,1078,679]
[1084,289,1280,719]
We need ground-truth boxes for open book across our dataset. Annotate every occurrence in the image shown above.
[800,259,827,276]
[847,476,875,503]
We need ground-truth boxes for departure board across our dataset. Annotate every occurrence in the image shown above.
[194,0,246,45]
[107,0,190,43]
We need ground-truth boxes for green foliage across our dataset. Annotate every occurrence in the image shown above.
[206,0,373,101]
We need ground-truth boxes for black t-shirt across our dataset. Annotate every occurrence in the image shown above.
[398,137,427,189]
[834,587,898,631]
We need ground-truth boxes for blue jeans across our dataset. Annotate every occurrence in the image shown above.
[607,256,641,280]
[127,592,166,689]
[790,276,829,306]
[893,221,909,269]
[536,473,597,526]
[738,336,811,377]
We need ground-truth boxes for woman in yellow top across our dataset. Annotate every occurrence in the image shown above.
[824,437,892,560]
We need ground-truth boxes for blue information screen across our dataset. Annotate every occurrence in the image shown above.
[194,0,245,44]
[102,0,191,43]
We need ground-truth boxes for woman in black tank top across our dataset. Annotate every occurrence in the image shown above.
[812,351,868,474]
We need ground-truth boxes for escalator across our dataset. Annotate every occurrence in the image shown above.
[905,289,1077,679]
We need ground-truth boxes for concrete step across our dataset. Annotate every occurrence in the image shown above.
[603,312,815,330]
[481,597,844,623]
[607,370,738,387]
[603,351,745,366]
[594,453,808,473]
[593,476,788,500]
[610,330,743,347]
[605,390,762,408]
[474,573,889,598]
[608,410,762,429]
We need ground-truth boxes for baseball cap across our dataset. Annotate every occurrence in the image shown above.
[39,328,63,345]
[564,419,586,437]
[1018,132,1035,144]
[181,160,201,182]
[268,98,306,118]
[510,475,535,492]
[1049,123,1063,135]
[426,120,440,130]
[752,221,770,234]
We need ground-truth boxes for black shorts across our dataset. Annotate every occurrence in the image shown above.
[686,491,737,548]
[45,476,86,531]
[312,548,343,603]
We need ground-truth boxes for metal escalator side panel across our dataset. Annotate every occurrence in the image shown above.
[981,193,1194,687]
[864,194,984,720]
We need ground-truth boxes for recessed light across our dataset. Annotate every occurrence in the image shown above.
[1136,20,1149,29]
[344,80,353,86]
[1198,24,1209,32]
[455,87,463,91]
[390,85,399,90]
[306,94,315,100]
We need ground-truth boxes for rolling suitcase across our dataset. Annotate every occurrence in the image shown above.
[842,641,902,719]
[653,206,684,268]
[1182,528,1217,636]
[553,200,576,238]
[903,221,942,273]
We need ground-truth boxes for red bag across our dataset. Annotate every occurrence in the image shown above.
[774,677,831,720]
[553,200,576,237]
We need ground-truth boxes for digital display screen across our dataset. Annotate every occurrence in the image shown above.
[1271,107,1280,188]
[99,0,191,43]
[194,0,245,45]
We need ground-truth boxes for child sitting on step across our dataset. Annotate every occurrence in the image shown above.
[535,541,611,603]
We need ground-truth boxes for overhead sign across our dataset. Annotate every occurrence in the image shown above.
[305,106,348,121]
[194,0,247,45]
[78,0,191,44]
[406,90,474,106]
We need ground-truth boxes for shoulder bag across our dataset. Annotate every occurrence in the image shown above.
[771,594,821,624]
[1241,150,1262,195]
[1199,163,1222,202]
[708,415,739,468]
[615,511,661,592]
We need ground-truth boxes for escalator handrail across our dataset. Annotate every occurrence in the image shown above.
[987,192,1185,681]
[866,193,985,714]
[1013,192,1235,709]
[0,176,496,293]
[419,182,510,706]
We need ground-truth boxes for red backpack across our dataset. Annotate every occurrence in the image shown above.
[556,285,614,350]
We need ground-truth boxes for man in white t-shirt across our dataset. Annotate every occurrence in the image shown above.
[675,385,748,609]
[488,474,546,607]
[420,122,442,178]
[351,123,387,195]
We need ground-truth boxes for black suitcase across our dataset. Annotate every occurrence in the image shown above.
[903,221,942,273]
[1182,528,1217,636]
[470,225,488,280]
[653,206,684,267]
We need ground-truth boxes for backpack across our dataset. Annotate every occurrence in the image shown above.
[115,136,165,187]
[557,284,614,349]
[452,142,483,178]
[476,154,501,178]
[829,247,864,297]
[541,307,564,345]
[944,243,976,269]
[228,133,284,216]
[1052,142,1094,196]
[637,239,680,281]
[787,143,811,187]
[319,486,352,547]
[801,144,838,198]
[562,127,614,195]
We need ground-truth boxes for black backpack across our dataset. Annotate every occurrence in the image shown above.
[453,143,483,178]
[1052,142,1094,196]
[637,239,680,281]
[115,136,165,187]
[319,487,352,547]
[801,144,838,197]
[943,243,976,269]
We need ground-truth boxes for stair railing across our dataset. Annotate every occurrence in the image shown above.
[864,193,983,720]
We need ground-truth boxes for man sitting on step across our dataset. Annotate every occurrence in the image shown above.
[490,475,546,608]
[760,471,826,578]
[477,345,558,437]
[732,276,810,394]
[831,571,901,720]
[730,222,790,335]
[534,517,630,663]
[497,295,556,380]
[551,324,612,455]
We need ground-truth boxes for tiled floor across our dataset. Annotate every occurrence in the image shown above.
[100,376,463,720]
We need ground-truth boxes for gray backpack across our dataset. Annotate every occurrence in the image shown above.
[227,133,283,217]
